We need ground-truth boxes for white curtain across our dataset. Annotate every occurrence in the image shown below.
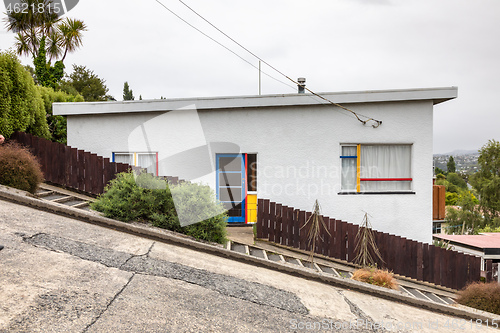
[341,146,357,191]
[138,153,157,176]
[114,153,134,165]
[360,145,411,191]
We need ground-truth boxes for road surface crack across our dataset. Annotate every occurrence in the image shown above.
[119,241,155,269]
[81,273,136,333]
[339,290,386,332]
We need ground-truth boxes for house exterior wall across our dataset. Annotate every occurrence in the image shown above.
[65,99,434,243]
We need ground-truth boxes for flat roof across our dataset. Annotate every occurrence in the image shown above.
[53,86,458,116]
[434,233,500,250]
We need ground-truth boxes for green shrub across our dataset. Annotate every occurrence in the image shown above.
[457,282,500,315]
[91,172,227,244]
[0,142,44,193]
[0,51,51,139]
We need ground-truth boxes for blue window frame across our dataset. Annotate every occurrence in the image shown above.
[216,154,246,223]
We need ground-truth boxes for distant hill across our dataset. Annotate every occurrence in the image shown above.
[433,150,479,174]
[434,149,479,156]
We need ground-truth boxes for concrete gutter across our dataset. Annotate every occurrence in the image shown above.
[0,184,498,324]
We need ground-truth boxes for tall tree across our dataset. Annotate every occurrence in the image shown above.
[447,156,456,173]
[61,65,111,102]
[123,81,134,101]
[471,140,500,225]
[0,51,50,139]
[4,0,87,86]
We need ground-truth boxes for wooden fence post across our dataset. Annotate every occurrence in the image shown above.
[256,199,263,239]
[486,260,493,283]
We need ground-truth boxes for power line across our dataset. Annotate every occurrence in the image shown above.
[153,0,295,91]
[155,0,382,128]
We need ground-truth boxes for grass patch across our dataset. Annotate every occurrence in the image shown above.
[351,267,398,290]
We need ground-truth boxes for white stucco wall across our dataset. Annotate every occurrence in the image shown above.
[58,89,457,244]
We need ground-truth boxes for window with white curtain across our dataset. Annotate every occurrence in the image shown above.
[137,153,157,176]
[340,144,412,192]
[114,153,134,165]
[113,152,158,176]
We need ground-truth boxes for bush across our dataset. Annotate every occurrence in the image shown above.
[91,172,227,244]
[0,51,51,140]
[351,267,398,290]
[0,142,44,194]
[457,282,500,315]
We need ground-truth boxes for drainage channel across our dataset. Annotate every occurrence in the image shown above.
[227,240,456,306]
[36,185,94,211]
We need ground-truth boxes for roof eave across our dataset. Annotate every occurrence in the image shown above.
[53,86,458,116]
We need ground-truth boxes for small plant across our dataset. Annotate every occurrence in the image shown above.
[0,142,44,194]
[353,213,383,267]
[300,200,330,264]
[351,267,398,290]
[456,282,500,315]
[433,239,452,250]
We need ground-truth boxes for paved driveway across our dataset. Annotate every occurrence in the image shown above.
[0,199,497,332]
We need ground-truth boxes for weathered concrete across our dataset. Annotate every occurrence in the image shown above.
[1,190,500,332]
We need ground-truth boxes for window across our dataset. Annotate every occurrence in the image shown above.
[433,222,442,234]
[113,152,158,176]
[341,144,412,193]
[247,153,257,192]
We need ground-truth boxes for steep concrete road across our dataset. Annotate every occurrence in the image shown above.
[0,199,498,332]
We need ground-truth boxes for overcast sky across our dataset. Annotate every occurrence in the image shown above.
[1,0,499,154]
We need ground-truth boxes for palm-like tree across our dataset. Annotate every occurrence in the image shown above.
[58,18,86,62]
[4,0,86,63]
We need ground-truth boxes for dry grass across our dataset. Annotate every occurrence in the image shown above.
[456,282,500,315]
[351,267,398,290]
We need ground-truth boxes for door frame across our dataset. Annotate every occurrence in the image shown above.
[216,153,246,223]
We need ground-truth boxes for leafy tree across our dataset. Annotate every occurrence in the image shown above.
[435,166,445,176]
[0,51,50,139]
[33,37,64,88]
[447,156,456,173]
[446,192,484,235]
[471,140,500,224]
[436,173,446,181]
[37,85,84,144]
[61,65,111,101]
[445,192,459,206]
[123,81,134,101]
[4,0,87,86]
[447,173,468,191]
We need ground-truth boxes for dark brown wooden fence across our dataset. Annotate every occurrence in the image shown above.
[11,132,133,195]
[256,198,482,290]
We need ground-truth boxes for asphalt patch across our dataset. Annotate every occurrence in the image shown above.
[24,234,308,315]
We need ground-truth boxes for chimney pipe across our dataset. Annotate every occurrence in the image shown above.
[297,77,306,94]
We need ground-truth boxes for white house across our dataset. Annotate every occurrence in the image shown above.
[53,86,457,243]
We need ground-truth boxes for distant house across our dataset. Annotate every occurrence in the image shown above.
[433,233,500,271]
[54,86,457,243]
